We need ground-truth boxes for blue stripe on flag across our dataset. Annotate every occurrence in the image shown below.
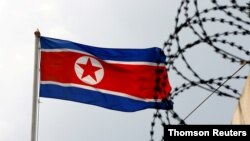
[40,84,172,112]
[40,37,166,63]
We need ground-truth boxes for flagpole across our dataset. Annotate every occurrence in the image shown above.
[31,30,40,141]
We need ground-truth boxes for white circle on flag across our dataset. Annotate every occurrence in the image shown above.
[74,56,104,85]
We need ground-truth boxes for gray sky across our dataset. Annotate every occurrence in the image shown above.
[0,0,249,141]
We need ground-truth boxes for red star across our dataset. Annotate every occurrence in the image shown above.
[77,58,102,81]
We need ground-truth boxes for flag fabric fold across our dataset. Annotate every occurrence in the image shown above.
[232,72,250,124]
[39,36,172,112]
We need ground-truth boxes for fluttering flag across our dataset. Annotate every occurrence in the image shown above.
[232,72,250,124]
[39,37,172,112]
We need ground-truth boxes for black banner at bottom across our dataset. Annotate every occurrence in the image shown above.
[164,125,250,139]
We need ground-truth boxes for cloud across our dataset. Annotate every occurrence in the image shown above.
[47,26,78,40]
[0,120,11,140]
[0,0,6,15]
[36,0,59,18]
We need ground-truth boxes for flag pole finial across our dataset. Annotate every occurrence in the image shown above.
[34,29,40,38]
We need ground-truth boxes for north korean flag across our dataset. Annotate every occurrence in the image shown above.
[39,37,172,112]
